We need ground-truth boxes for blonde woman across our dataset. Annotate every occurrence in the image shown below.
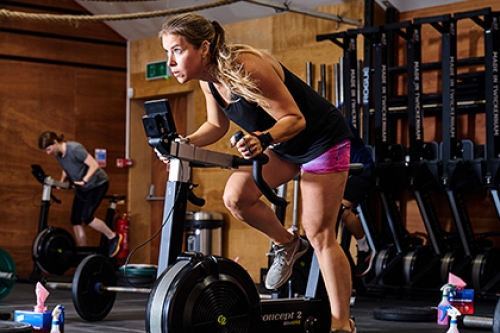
[157,13,355,333]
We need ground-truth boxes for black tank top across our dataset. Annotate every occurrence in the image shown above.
[208,65,352,164]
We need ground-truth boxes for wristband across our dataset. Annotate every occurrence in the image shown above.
[82,180,87,184]
[252,131,274,151]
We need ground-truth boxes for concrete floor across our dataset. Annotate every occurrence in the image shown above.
[0,279,495,333]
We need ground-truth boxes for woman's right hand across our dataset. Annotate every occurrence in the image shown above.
[154,148,170,164]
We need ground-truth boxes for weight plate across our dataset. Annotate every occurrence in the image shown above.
[116,274,156,288]
[472,248,500,293]
[374,248,402,286]
[374,306,437,322]
[440,251,455,282]
[403,246,441,288]
[119,264,157,276]
[32,227,75,275]
[0,248,15,301]
[493,298,500,333]
[72,254,116,322]
[146,254,260,333]
[0,321,32,332]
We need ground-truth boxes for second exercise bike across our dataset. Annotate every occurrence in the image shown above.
[30,164,125,277]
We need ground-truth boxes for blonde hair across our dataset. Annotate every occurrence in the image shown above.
[160,13,267,106]
[38,131,64,150]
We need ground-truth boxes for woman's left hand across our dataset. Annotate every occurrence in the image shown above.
[231,133,262,159]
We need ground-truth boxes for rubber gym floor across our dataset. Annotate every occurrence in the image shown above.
[0,280,496,333]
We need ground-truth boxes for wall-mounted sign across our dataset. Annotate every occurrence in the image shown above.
[146,60,170,80]
[95,149,106,168]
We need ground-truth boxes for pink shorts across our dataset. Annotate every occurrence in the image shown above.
[301,139,351,174]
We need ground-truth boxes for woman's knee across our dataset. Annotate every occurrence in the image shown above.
[303,223,338,250]
[222,188,238,213]
[222,187,252,219]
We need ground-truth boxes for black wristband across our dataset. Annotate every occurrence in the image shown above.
[254,132,274,150]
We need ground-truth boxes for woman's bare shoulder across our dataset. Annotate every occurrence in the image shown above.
[237,50,284,81]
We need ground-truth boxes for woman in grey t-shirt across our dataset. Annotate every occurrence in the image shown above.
[38,131,122,258]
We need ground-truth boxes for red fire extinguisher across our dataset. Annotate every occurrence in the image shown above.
[116,213,130,259]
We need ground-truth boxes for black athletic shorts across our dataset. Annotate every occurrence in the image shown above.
[343,166,374,205]
[71,181,109,225]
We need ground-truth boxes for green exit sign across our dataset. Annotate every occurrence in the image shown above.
[146,60,169,80]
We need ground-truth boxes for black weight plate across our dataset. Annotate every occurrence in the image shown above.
[472,248,500,293]
[440,251,455,282]
[0,321,32,332]
[374,249,402,286]
[493,298,500,333]
[116,273,156,288]
[0,248,16,301]
[403,246,441,288]
[440,249,468,283]
[33,227,75,275]
[146,254,260,333]
[72,254,116,322]
[374,306,437,322]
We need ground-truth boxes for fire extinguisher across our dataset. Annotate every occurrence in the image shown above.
[116,213,130,259]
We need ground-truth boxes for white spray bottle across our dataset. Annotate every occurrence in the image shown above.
[446,306,461,333]
[438,283,455,325]
[50,304,62,333]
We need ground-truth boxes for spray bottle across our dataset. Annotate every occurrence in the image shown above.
[446,306,461,333]
[50,304,62,333]
[438,283,455,325]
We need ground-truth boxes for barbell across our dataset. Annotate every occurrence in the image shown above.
[45,254,152,322]
[457,298,500,333]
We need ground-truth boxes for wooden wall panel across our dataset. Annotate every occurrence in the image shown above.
[128,99,156,264]
[2,2,126,42]
[0,0,127,277]
[1,32,126,69]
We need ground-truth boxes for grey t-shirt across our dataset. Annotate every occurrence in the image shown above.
[55,141,108,190]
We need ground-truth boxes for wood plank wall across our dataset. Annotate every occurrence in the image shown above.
[0,0,127,277]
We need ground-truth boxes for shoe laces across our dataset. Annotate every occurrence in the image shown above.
[267,244,288,270]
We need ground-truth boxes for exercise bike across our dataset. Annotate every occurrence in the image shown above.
[142,99,333,333]
[30,164,125,277]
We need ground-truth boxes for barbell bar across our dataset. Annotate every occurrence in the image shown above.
[45,281,151,294]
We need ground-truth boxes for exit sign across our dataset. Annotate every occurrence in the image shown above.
[146,60,169,80]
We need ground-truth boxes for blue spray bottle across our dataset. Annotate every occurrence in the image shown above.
[50,304,63,333]
[438,283,455,325]
[446,306,461,333]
